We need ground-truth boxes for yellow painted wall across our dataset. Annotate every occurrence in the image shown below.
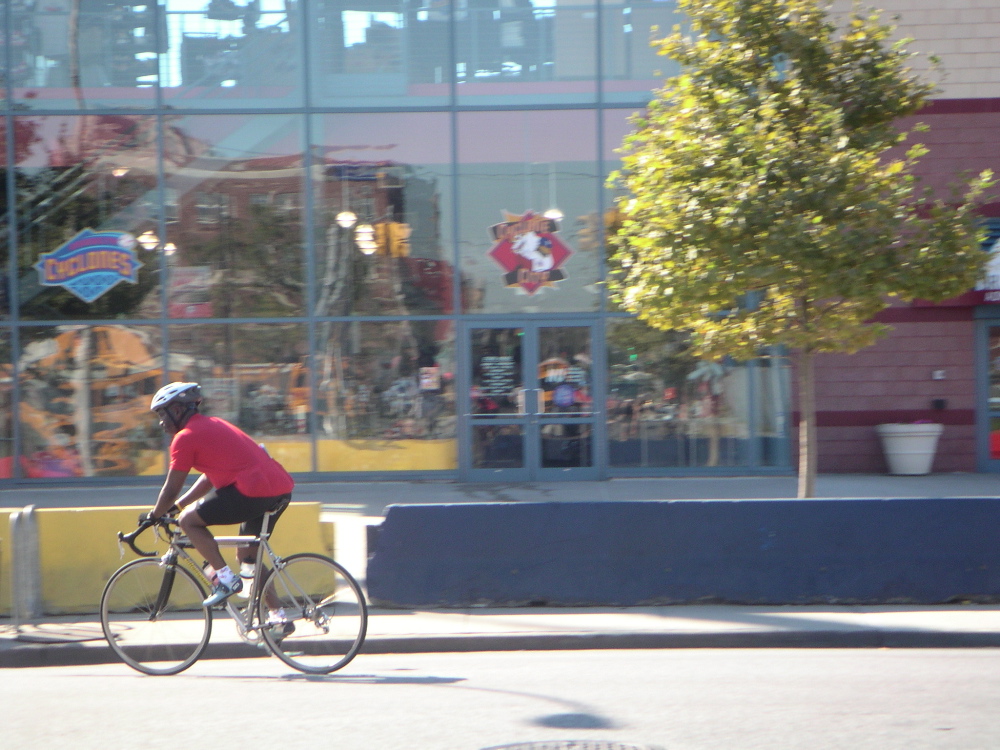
[266,438,457,472]
[130,438,458,477]
[317,438,457,472]
[1,503,332,616]
[0,509,13,615]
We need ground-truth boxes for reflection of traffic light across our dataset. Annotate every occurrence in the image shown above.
[374,222,412,257]
[109,2,165,86]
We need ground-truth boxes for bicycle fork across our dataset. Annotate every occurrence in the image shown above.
[151,562,177,621]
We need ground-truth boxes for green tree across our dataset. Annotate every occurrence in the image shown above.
[610,0,993,497]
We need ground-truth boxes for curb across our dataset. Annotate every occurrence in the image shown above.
[4,630,1000,669]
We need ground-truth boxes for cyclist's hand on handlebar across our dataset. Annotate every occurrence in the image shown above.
[139,505,179,526]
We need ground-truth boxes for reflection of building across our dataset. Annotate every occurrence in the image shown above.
[15,327,173,478]
[1,2,999,483]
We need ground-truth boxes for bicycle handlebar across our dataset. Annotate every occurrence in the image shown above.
[118,515,177,558]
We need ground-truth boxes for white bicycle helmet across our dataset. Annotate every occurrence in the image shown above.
[150,382,203,412]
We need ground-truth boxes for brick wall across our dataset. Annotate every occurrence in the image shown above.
[830,0,1000,100]
[794,310,977,473]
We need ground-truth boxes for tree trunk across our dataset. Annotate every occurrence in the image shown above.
[797,347,817,499]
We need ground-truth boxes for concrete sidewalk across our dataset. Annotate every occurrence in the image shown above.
[4,604,1000,669]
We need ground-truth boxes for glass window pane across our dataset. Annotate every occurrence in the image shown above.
[1,5,13,109]
[457,1,597,106]
[308,0,449,107]
[539,326,591,414]
[757,353,790,466]
[161,0,303,108]
[163,114,305,318]
[606,319,752,469]
[541,429,592,467]
[15,115,162,320]
[0,118,8,319]
[470,327,524,415]
[316,320,456,471]
[0,330,12,477]
[168,322,311,470]
[312,113,454,317]
[603,107,638,312]
[473,424,524,469]
[18,325,164,478]
[458,110,600,314]
[601,0,682,105]
[11,1,159,110]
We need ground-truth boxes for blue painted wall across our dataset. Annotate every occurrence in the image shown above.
[366,499,1000,607]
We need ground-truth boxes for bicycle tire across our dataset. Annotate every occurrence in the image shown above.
[257,553,367,674]
[100,558,212,675]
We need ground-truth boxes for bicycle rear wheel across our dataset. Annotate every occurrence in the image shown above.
[101,558,212,675]
[257,553,367,674]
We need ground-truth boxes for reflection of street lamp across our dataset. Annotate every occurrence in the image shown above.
[336,210,357,229]
[136,230,160,250]
[163,242,178,265]
[355,223,377,255]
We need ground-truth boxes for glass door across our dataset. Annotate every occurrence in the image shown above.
[462,321,598,480]
[982,324,1000,469]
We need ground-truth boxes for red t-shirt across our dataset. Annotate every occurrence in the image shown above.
[169,413,295,498]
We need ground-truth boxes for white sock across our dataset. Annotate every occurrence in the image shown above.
[216,566,238,587]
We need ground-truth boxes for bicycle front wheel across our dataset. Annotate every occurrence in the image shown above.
[257,553,367,674]
[101,558,212,675]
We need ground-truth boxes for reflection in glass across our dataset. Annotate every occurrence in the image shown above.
[989,328,1000,459]
[17,325,164,478]
[11,1,159,109]
[458,111,600,314]
[161,0,302,108]
[167,322,310,469]
[757,354,791,466]
[455,1,597,105]
[163,115,305,318]
[541,428,591,468]
[0,332,12,476]
[316,320,456,471]
[601,0,682,105]
[15,115,161,320]
[538,326,591,414]
[312,114,453,317]
[0,117,7,318]
[538,326,592,468]
[308,0,449,107]
[470,328,524,416]
[473,425,524,469]
[606,319,753,468]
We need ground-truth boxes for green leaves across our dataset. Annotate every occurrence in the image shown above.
[610,0,993,362]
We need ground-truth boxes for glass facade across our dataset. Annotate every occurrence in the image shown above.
[0,0,789,482]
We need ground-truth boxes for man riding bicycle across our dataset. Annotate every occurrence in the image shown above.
[146,381,295,607]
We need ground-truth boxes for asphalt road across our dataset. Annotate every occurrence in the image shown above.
[4,648,1000,750]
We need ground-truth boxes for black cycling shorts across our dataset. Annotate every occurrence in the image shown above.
[195,483,290,539]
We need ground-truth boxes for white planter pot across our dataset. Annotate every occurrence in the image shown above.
[875,423,943,475]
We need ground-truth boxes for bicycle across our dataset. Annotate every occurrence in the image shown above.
[100,502,368,676]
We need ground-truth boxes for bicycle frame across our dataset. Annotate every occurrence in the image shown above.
[120,508,285,644]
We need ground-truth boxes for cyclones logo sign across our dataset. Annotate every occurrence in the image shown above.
[34,229,143,303]
[488,210,571,295]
